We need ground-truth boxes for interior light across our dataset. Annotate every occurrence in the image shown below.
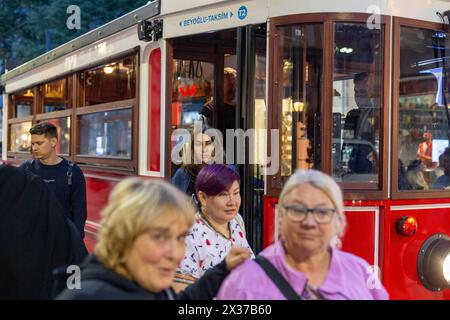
[103,66,114,74]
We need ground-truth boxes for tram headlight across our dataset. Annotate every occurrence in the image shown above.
[444,253,450,282]
[417,233,450,291]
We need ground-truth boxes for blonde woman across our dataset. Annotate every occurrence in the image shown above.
[217,169,388,300]
[57,178,249,300]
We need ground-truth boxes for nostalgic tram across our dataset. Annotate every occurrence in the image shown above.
[2,0,450,299]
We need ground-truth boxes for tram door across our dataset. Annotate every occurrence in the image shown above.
[169,24,267,253]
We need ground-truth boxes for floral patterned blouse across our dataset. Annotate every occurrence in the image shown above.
[175,212,255,285]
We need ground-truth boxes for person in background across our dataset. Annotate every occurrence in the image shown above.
[417,131,437,169]
[216,169,388,300]
[172,123,220,203]
[0,164,87,299]
[20,122,87,238]
[174,164,254,291]
[57,178,249,300]
[431,147,450,189]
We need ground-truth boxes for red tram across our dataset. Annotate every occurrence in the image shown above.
[1,0,450,299]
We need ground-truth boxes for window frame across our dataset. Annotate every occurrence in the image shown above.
[391,17,450,199]
[267,13,391,200]
[6,50,140,172]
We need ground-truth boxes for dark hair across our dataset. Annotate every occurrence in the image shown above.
[354,72,368,83]
[195,164,240,196]
[29,122,58,139]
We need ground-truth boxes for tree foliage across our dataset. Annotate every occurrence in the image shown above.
[0,0,149,72]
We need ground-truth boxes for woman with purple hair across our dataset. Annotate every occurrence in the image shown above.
[173,164,254,291]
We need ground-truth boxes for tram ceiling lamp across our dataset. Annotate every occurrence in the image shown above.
[417,233,450,291]
[138,19,163,42]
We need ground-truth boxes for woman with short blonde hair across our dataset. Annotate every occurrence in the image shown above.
[57,178,249,300]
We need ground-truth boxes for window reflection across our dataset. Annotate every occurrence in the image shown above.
[79,109,132,158]
[43,78,71,112]
[84,55,137,106]
[279,24,323,177]
[13,89,34,118]
[332,23,383,184]
[39,118,70,155]
[398,27,450,190]
[9,122,32,152]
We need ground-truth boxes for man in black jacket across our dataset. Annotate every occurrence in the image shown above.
[0,164,87,299]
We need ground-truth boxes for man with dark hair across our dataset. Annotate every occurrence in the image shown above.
[20,122,87,238]
[344,72,378,174]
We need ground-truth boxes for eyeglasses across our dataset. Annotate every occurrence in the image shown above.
[282,205,336,224]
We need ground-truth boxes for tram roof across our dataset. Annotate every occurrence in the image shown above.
[0,0,161,85]
[1,0,449,86]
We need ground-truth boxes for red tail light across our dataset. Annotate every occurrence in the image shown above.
[396,216,418,236]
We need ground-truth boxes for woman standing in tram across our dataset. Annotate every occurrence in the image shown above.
[174,164,254,291]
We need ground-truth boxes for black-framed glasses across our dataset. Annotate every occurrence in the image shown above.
[283,205,336,224]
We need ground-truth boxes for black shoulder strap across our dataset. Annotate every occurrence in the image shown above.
[254,255,302,300]
[67,161,74,186]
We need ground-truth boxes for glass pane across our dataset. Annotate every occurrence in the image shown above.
[79,109,132,158]
[13,89,34,118]
[84,55,137,106]
[279,24,323,177]
[171,60,215,129]
[39,118,70,155]
[398,27,450,190]
[332,23,384,184]
[9,122,32,152]
[43,78,71,112]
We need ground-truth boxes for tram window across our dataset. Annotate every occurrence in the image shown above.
[83,55,137,106]
[9,121,32,152]
[332,23,383,185]
[278,24,323,177]
[78,109,132,158]
[38,117,70,155]
[397,26,450,191]
[12,89,34,118]
[43,78,71,113]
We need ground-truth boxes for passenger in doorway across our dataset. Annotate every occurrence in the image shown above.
[200,67,237,133]
[0,164,87,299]
[174,164,254,292]
[216,169,389,300]
[57,178,249,300]
[20,122,87,238]
[431,147,450,189]
[172,124,220,202]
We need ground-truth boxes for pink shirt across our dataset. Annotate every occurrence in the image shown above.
[216,241,389,300]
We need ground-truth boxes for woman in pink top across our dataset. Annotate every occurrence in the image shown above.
[216,169,389,300]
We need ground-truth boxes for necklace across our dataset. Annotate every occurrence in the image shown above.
[199,212,231,240]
